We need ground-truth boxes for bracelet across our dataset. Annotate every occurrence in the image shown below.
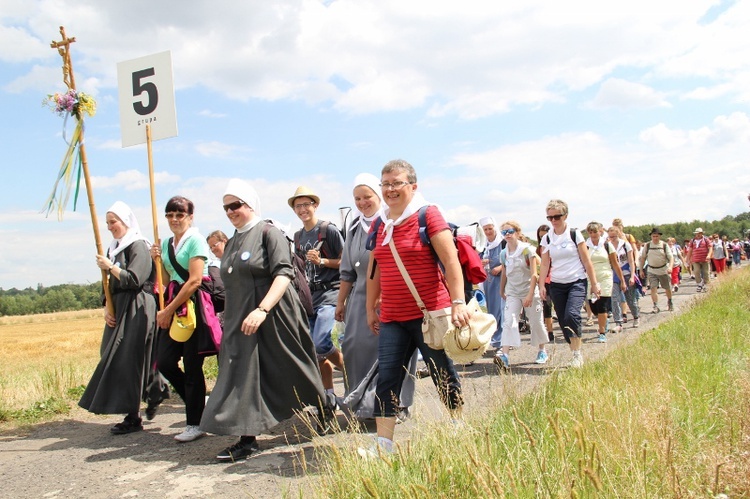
[257,306,269,314]
[451,299,466,305]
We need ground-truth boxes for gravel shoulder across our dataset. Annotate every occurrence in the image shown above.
[0,278,706,498]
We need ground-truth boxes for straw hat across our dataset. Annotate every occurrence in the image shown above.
[288,186,320,208]
[442,299,497,364]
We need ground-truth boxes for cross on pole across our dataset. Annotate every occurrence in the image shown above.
[50,26,114,316]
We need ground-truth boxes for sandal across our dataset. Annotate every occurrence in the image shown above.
[111,416,143,435]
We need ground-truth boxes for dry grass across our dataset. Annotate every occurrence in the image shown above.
[0,310,102,412]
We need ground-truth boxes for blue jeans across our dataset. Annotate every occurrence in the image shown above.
[549,279,587,343]
[309,305,337,360]
[377,318,463,417]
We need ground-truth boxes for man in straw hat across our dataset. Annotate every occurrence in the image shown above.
[289,186,345,409]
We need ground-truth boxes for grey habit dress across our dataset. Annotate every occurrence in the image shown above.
[340,221,417,418]
[79,240,165,414]
[200,221,325,436]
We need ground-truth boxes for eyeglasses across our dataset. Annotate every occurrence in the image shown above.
[546,214,564,221]
[210,241,224,249]
[165,212,187,221]
[379,181,412,190]
[294,202,315,210]
[500,228,516,236]
[223,200,245,212]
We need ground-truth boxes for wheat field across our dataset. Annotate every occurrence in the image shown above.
[0,309,103,412]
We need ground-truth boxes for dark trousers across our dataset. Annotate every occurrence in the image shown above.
[156,330,206,426]
[548,279,587,343]
[376,318,463,417]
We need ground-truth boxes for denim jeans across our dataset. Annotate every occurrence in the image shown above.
[309,305,337,360]
[376,318,463,418]
[548,279,587,343]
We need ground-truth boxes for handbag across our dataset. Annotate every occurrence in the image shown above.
[388,239,451,350]
[169,298,197,342]
[442,297,497,364]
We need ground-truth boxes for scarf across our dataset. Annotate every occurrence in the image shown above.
[378,191,429,246]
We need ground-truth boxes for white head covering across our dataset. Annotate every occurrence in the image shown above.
[479,216,496,228]
[106,201,150,259]
[223,178,262,233]
[224,178,261,217]
[351,173,382,233]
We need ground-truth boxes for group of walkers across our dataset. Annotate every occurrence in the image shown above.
[78,158,739,460]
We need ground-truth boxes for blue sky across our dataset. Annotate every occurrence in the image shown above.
[1,0,749,290]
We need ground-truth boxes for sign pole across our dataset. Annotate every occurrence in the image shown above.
[146,124,165,309]
[50,26,114,316]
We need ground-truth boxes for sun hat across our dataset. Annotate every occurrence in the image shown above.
[442,298,497,364]
[288,186,320,209]
[694,227,704,234]
[650,227,662,235]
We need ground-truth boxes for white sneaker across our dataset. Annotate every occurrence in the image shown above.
[568,352,584,368]
[174,425,206,443]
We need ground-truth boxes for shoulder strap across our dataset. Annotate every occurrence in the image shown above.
[166,237,190,282]
[570,228,577,244]
[317,220,331,257]
[387,238,426,313]
[417,205,431,246]
[293,229,302,254]
[365,218,383,251]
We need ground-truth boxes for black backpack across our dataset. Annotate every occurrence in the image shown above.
[263,222,315,317]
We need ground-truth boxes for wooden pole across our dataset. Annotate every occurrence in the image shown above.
[146,124,165,309]
[51,26,114,316]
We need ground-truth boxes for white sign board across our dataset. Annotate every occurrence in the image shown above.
[117,51,178,147]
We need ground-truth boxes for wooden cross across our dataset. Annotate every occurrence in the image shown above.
[50,26,77,90]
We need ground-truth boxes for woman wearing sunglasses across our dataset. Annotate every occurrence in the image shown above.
[150,196,212,443]
[538,200,599,368]
[494,221,549,370]
[200,179,326,462]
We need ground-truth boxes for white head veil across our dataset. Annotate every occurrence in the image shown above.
[223,178,262,233]
[107,201,150,259]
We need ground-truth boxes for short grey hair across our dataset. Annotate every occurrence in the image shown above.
[382,159,417,184]
[545,199,568,216]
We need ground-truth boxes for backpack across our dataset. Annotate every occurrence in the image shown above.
[366,206,487,289]
[544,228,579,246]
[646,240,669,269]
[167,237,225,313]
[294,220,340,258]
[263,222,315,317]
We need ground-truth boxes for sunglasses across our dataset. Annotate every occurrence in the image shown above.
[546,214,564,221]
[223,200,245,212]
[500,228,516,236]
[165,212,187,221]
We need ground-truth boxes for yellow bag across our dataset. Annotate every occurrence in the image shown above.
[169,299,197,342]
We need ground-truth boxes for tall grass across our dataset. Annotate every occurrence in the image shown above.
[317,272,750,497]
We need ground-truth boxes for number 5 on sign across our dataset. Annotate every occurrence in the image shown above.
[117,51,178,148]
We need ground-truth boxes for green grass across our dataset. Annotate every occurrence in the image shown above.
[316,272,750,498]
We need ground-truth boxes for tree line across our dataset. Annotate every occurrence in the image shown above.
[2,212,748,317]
[0,283,101,317]
[623,212,750,244]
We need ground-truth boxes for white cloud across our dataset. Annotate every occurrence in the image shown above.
[198,109,227,118]
[590,78,671,109]
[5,0,743,118]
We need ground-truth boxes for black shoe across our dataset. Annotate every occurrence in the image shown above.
[316,393,338,435]
[111,416,143,435]
[217,438,259,462]
[145,401,160,421]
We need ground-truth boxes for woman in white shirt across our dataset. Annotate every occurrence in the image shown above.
[539,200,599,368]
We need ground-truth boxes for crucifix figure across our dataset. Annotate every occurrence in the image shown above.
[50,26,77,91]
